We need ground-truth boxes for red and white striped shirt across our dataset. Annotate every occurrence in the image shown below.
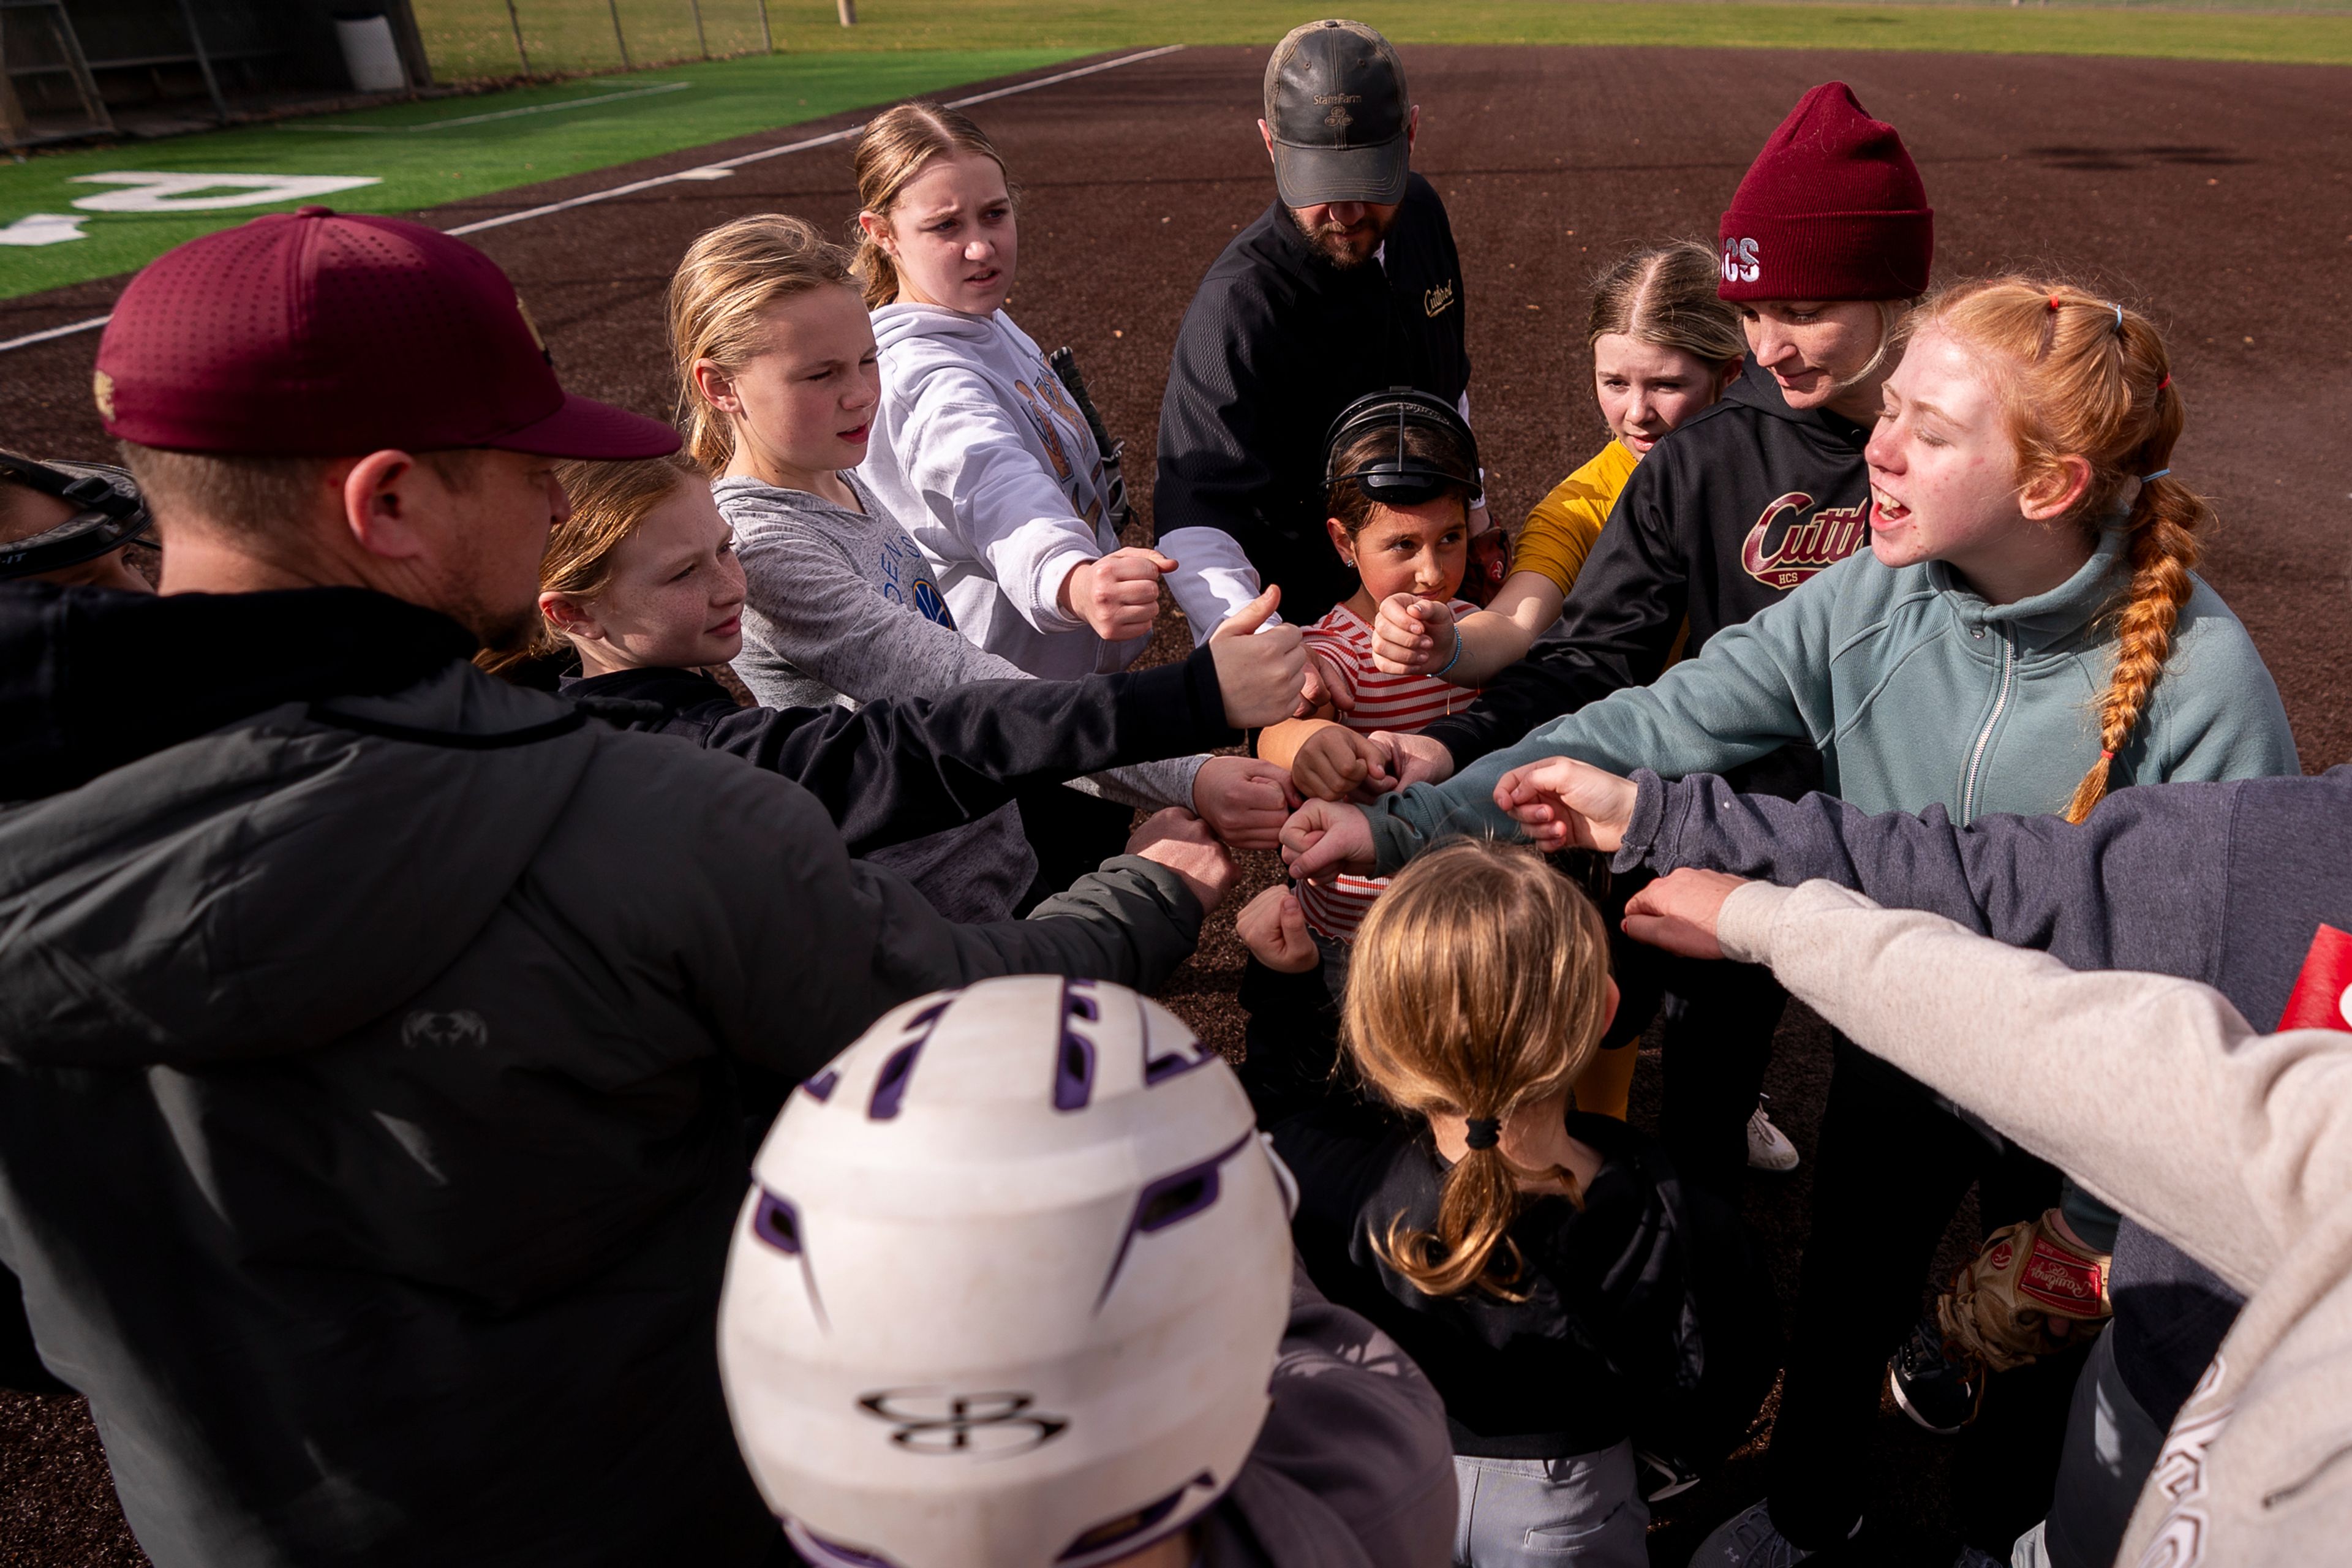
[1295,600,1483,943]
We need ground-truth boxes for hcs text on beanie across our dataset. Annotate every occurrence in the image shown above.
[1717,82,1932,304]
[93,208,679,461]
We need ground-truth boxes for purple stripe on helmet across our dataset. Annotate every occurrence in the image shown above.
[1057,1471,1219,1564]
[803,1069,839,1103]
[752,1188,802,1255]
[1054,981,1099,1111]
[869,1001,949,1121]
[1093,1130,1254,1308]
[786,1518,909,1568]
[1141,987,1216,1085]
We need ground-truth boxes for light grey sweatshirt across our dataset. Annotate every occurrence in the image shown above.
[866,303,1150,679]
[717,472,1203,922]
[1719,879,2352,1568]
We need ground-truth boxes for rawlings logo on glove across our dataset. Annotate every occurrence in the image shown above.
[1936,1212,2113,1374]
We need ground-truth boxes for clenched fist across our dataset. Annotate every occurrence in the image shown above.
[1235,886,1319,974]
[1060,547,1174,642]
[1370,592,1460,676]
[1125,807,1238,915]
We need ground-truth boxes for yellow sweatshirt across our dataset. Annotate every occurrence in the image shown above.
[1512,437,1638,597]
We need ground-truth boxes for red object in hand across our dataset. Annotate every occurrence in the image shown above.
[2277,923,2352,1033]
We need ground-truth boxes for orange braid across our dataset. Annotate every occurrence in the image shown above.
[2062,482,2201,823]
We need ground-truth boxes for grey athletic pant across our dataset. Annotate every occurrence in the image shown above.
[2016,1328,2166,1568]
[1452,1442,1649,1567]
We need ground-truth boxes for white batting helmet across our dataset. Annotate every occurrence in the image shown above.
[718,976,1295,1568]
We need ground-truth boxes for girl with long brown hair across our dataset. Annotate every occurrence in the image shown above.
[1289,275,2301,1562]
[1253,839,1774,1566]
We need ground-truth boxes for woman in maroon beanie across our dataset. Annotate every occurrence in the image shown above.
[1358,78,1931,1303]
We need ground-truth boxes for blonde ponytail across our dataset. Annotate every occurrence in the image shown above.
[1341,840,1613,1302]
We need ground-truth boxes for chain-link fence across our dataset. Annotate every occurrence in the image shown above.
[412,0,807,83]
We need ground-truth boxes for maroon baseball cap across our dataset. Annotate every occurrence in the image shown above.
[93,207,679,459]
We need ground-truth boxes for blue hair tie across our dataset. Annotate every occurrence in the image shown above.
[2113,303,2125,333]
[2140,468,2171,483]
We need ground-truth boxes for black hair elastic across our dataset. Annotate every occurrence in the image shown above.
[1463,1118,1501,1150]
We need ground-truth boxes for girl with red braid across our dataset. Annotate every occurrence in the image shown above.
[1284,277,2299,1564]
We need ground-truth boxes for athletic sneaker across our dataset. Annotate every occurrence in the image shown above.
[1691,1500,1861,1567]
[1889,1313,1985,1434]
[1746,1096,1800,1172]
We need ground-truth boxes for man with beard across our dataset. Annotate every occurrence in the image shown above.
[1154,18,1477,636]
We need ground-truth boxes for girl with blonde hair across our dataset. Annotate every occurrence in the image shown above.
[669,210,1299,920]
[1287,276,2300,1563]
[486,455,1289,885]
[1249,839,1773,1566]
[848,104,1295,881]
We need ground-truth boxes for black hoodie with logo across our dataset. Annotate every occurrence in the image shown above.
[1422,361,1871,785]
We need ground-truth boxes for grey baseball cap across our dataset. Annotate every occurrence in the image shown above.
[1262,20,1411,208]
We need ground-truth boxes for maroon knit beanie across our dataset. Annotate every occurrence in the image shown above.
[1718,82,1932,303]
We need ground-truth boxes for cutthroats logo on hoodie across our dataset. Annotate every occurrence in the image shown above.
[1741,491,1869,590]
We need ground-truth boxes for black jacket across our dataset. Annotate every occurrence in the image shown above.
[1155,175,1471,625]
[1423,362,1872,788]
[0,582,1204,1568]
[1616,766,2352,1425]
[1273,1102,1774,1465]
[560,644,1235,859]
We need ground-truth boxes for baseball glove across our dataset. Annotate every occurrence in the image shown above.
[1934,1209,2112,1374]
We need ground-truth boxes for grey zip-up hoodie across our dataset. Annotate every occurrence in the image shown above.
[1365,524,2297,871]
[0,582,1203,1568]
[865,303,1147,680]
[1719,879,2352,1568]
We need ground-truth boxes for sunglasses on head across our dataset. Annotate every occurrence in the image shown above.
[1321,387,1480,507]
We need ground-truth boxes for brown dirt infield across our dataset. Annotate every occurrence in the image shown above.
[4,40,2350,1568]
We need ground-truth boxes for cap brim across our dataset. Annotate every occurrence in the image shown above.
[1271,137,1409,208]
[497,392,682,461]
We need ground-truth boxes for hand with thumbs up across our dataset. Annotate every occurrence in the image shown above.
[1205,584,1307,729]
[1060,547,1176,642]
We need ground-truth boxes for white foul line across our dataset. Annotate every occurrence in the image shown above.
[0,45,1183,356]
[284,78,693,133]
[446,45,1183,236]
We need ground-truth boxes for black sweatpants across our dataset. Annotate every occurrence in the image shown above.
[1768,1038,2079,1553]
[1601,867,1784,1204]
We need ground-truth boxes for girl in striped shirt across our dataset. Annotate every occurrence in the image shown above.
[1256,391,1490,951]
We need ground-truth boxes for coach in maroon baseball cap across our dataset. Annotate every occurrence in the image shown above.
[0,206,1215,1568]
[93,205,676,647]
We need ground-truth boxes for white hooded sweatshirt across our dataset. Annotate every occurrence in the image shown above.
[866,303,1149,682]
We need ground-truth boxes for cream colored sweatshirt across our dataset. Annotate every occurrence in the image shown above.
[1718,880,2352,1568]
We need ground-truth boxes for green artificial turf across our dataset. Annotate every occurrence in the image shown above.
[0,47,1074,301]
[428,0,2352,80]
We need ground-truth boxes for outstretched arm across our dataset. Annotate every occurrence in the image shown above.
[1714,878,2352,1298]
[698,643,1238,858]
[1616,768,2242,979]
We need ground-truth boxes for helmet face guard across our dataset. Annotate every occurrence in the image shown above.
[1321,387,1479,508]
[0,455,151,581]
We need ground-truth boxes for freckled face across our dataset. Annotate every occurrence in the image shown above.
[1862,323,2030,571]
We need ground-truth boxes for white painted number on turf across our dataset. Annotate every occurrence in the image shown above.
[66,172,382,213]
[0,213,90,246]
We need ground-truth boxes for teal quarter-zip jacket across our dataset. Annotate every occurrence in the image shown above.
[1366,525,2299,870]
